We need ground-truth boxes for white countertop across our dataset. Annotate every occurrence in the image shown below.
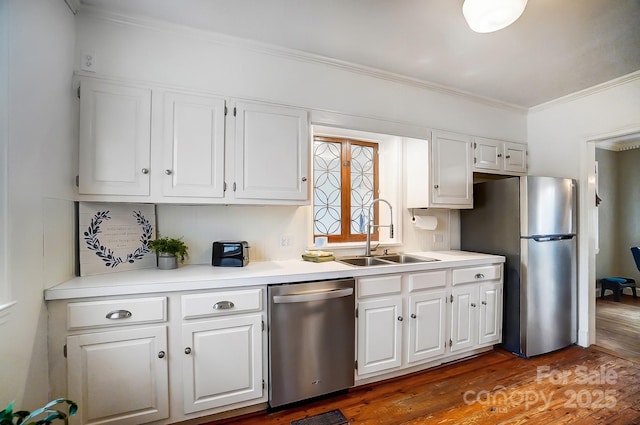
[44,251,504,301]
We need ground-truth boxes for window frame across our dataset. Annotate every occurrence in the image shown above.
[313,135,379,244]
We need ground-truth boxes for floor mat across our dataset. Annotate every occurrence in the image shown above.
[290,409,349,425]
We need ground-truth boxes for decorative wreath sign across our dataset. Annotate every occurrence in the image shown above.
[78,203,157,276]
[84,210,153,268]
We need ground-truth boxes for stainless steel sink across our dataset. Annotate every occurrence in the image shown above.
[336,254,440,267]
[375,254,439,264]
[336,256,391,267]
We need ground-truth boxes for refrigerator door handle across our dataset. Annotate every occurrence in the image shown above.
[531,235,576,242]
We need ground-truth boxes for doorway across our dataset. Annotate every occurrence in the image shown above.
[592,135,640,362]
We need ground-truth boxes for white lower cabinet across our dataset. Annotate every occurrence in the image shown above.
[356,264,503,382]
[451,265,503,353]
[181,310,264,413]
[48,288,267,425]
[67,326,169,425]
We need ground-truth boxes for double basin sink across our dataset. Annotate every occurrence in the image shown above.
[336,253,439,267]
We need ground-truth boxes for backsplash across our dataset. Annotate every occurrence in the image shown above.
[155,204,458,264]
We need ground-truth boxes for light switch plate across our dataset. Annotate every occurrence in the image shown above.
[80,51,96,72]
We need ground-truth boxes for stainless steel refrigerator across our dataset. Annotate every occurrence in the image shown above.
[460,176,577,357]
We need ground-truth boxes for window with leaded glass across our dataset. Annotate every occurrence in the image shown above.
[313,136,379,243]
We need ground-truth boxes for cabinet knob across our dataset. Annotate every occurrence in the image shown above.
[165,169,173,175]
[141,168,149,174]
[434,184,439,189]
[158,351,165,359]
[497,154,502,157]
[411,313,417,319]
[184,347,192,355]
[301,177,308,182]
[471,303,477,308]
[397,316,404,322]
[481,301,487,305]
[105,310,132,320]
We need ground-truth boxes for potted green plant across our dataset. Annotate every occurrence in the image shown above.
[1,398,77,424]
[148,236,188,270]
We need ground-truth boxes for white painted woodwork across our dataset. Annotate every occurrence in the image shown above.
[479,281,503,345]
[473,137,528,175]
[474,138,501,171]
[357,274,402,298]
[233,101,309,201]
[181,288,262,319]
[78,79,151,195]
[503,141,528,173]
[66,296,167,330]
[431,130,473,208]
[356,296,403,376]
[162,92,226,198]
[452,264,502,285]
[407,289,447,363]
[66,326,169,425]
[450,283,478,352]
[181,314,263,414]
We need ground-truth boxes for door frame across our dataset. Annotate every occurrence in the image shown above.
[579,126,640,347]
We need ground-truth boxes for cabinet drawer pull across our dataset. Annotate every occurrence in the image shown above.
[185,347,192,355]
[506,155,511,159]
[158,351,165,359]
[105,310,132,320]
[213,301,235,310]
[475,273,485,279]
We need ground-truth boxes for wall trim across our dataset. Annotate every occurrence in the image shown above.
[530,70,640,113]
[78,6,527,114]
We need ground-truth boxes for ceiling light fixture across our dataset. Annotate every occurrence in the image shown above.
[462,0,528,33]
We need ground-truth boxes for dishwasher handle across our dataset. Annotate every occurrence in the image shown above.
[272,287,353,304]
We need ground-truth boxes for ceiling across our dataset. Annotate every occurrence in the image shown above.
[78,0,640,109]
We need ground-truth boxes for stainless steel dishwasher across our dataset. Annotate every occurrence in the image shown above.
[268,278,355,408]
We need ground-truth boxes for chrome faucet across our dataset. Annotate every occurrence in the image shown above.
[365,198,394,256]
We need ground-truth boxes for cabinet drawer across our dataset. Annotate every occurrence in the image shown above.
[67,297,167,330]
[357,275,402,298]
[452,264,502,285]
[182,288,262,319]
[407,270,447,292]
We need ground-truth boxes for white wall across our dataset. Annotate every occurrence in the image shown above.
[527,74,640,347]
[75,11,527,261]
[0,0,76,410]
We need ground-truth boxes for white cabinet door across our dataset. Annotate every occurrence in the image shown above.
[357,296,403,376]
[181,314,263,414]
[503,141,528,174]
[162,92,226,198]
[407,289,447,363]
[478,281,503,345]
[450,284,478,353]
[79,79,151,195]
[66,326,169,425]
[473,137,501,171]
[233,101,309,201]
[431,131,473,208]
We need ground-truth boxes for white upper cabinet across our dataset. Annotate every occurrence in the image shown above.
[162,92,226,198]
[78,79,152,196]
[77,78,310,204]
[405,131,473,209]
[473,137,527,175]
[232,101,309,201]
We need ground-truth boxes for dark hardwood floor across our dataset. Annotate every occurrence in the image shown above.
[203,345,640,425]
[595,293,640,363]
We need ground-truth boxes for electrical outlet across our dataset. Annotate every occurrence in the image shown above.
[279,234,292,248]
[80,51,97,72]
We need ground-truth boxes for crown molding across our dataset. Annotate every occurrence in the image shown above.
[77,6,527,114]
[595,132,640,151]
[530,70,640,113]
